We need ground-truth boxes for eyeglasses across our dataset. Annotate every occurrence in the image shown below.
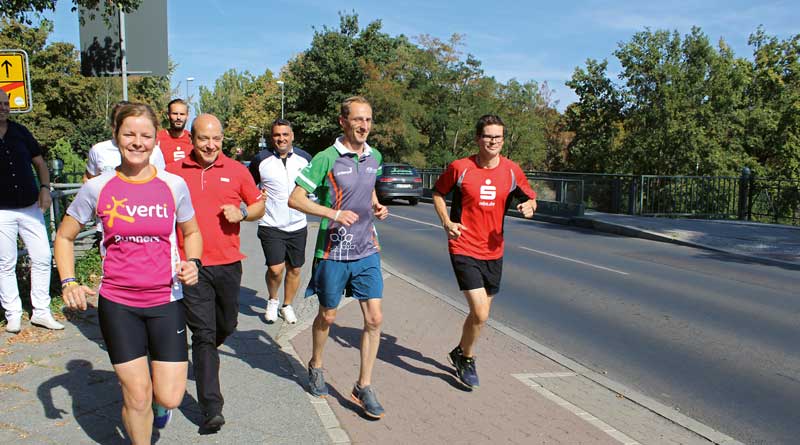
[480,135,504,142]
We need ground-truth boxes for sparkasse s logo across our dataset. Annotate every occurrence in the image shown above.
[480,179,496,202]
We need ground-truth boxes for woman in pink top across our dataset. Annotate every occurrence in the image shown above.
[54,103,203,444]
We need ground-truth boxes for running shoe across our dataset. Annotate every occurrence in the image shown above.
[280,305,298,324]
[351,384,385,419]
[448,346,480,388]
[152,402,172,429]
[308,362,328,397]
[265,298,280,322]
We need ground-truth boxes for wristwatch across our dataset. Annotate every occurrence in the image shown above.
[240,207,248,221]
[188,258,202,269]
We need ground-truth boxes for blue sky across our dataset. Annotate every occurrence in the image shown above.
[43,0,799,111]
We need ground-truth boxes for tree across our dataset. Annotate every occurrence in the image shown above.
[565,59,624,172]
[284,12,412,154]
[744,28,800,180]
[1,0,142,24]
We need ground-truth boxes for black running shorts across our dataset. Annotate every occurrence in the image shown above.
[257,225,308,268]
[449,254,503,295]
[98,296,188,365]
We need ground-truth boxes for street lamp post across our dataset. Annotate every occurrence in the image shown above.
[276,80,285,119]
[186,76,194,102]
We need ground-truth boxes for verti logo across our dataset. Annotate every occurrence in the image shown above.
[102,196,170,227]
[480,179,496,201]
[102,197,135,228]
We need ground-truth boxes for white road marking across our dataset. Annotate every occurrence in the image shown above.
[518,246,629,276]
[389,213,442,229]
[513,373,641,445]
[389,213,630,276]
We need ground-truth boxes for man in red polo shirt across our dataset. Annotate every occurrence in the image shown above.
[166,113,264,431]
[157,99,194,163]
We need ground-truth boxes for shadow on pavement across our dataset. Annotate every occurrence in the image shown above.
[329,325,466,391]
[35,359,151,444]
[218,328,307,392]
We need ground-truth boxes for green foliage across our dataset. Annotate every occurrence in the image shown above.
[565,26,799,181]
[48,137,86,176]
[74,247,102,289]
[0,0,142,24]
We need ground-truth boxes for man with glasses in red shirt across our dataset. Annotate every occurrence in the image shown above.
[432,114,537,389]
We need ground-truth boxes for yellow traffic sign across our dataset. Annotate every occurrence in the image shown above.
[0,49,33,113]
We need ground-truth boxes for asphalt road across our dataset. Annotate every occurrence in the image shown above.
[375,201,799,445]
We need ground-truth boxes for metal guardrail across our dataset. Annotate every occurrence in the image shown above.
[418,168,800,225]
[47,182,97,244]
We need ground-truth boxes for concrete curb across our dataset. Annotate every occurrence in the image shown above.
[380,260,744,445]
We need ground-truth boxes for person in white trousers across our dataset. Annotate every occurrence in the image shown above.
[0,89,63,333]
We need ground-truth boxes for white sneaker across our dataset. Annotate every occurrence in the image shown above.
[280,305,297,324]
[5,317,21,334]
[266,299,280,322]
[30,314,65,330]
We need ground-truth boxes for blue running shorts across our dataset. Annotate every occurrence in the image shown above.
[306,253,383,309]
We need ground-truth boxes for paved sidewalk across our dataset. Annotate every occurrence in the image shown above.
[573,212,800,268]
[290,265,734,445]
[0,224,331,445]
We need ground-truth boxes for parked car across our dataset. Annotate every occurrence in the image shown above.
[376,163,423,205]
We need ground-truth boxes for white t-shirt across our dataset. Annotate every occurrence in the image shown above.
[85,139,166,177]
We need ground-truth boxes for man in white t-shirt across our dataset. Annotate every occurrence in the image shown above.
[83,101,166,182]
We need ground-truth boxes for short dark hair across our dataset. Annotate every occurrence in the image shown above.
[167,98,189,113]
[270,118,293,133]
[340,96,371,119]
[475,114,505,137]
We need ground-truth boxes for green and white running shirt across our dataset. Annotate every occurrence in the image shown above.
[295,137,383,261]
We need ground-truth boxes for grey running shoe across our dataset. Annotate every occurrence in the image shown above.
[351,384,385,419]
[308,363,328,397]
[448,346,479,388]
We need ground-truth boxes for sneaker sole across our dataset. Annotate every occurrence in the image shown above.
[30,321,64,330]
[350,393,385,419]
[446,353,478,389]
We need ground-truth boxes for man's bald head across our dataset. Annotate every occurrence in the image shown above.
[191,113,222,135]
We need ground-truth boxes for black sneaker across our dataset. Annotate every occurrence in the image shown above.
[351,384,385,419]
[203,412,225,431]
[308,362,329,397]
[448,346,480,388]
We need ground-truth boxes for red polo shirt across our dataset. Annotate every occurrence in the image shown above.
[157,129,194,164]
[166,152,262,266]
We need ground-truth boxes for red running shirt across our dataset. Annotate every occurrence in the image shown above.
[434,155,536,260]
[157,129,194,164]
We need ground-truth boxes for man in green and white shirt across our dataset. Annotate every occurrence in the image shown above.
[289,96,389,419]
